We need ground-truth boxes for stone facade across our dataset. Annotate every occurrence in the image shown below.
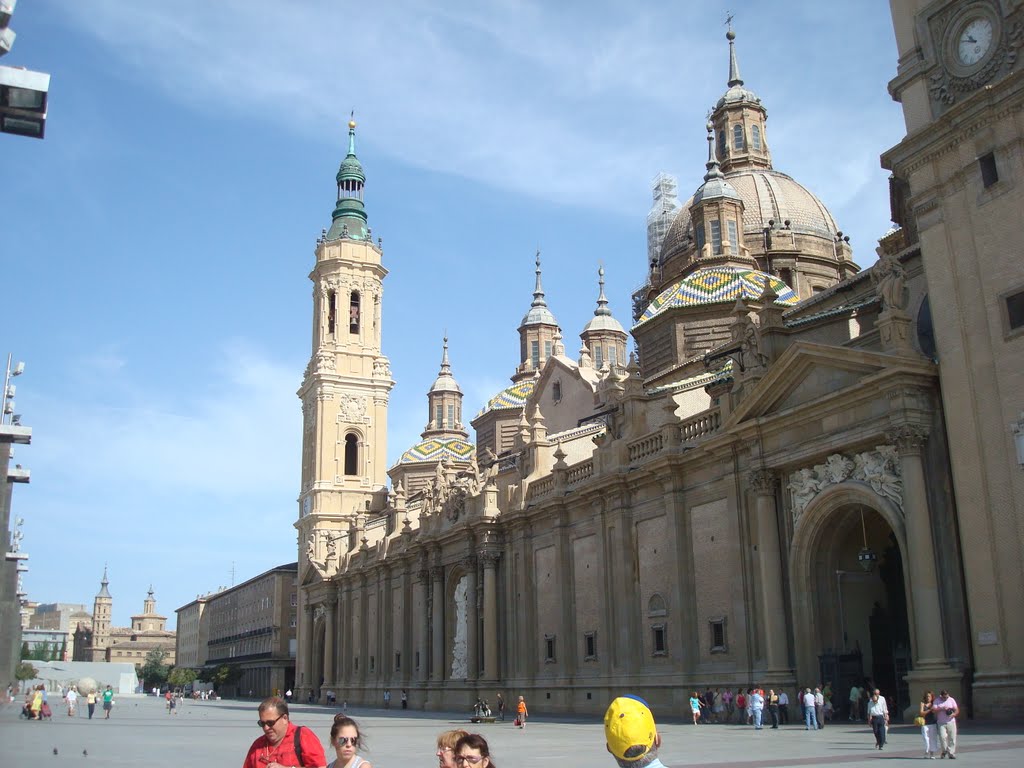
[293,14,1022,721]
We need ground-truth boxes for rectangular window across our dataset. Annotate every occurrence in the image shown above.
[327,290,337,335]
[1007,290,1024,331]
[436,405,443,428]
[544,634,556,663]
[608,346,617,367]
[395,652,401,671]
[531,340,540,369]
[710,617,727,653]
[652,625,667,656]
[415,651,420,670]
[727,220,739,255]
[980,152,999,188]
[696,221,706,251]
[594,345,604,369]
[447,404,455,427]
[290,593,297,607]
[369,655,375,672]
[354,656,359,671]
[544,341,552,360]
[584,631,597,661]
[710,219,722,255]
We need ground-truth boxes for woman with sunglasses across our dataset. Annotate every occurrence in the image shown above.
[453,733,495,768]
[328,715,371,768]
[436,730,470,768]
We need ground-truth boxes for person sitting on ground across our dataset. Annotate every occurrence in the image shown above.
[604,695,666,768]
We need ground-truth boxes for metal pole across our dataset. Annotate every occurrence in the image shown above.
[2,353,12,426]
[836,570,846,652]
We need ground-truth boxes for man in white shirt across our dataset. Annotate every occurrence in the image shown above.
[65,686,78,717]
[866,689,889,750]
[749,689,765,730]
[813,687,825,729]
[932,690,959,759]
[778,690,789,725]
[802,688,817,730]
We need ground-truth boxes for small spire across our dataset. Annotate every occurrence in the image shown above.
[439,334,451,376]
[594,265,611,317]
[704,121,724,181]
[346,112,358,156]
[532,249,548,308]
[726,18,743,87]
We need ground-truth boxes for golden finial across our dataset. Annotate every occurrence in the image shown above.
[349,109,356,130]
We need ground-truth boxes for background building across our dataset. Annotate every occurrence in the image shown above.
[72,573,175,664]
[202,562,298,698]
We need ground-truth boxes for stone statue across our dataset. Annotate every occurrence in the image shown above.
[788,467,821,518]
[872,250,908,312]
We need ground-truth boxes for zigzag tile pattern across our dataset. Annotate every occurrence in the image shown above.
[638,267,798,325]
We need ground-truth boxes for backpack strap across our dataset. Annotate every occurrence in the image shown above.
[294,725,304,765]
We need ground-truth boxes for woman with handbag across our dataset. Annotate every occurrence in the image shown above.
[918,690,938,759]
[866,688,889,750]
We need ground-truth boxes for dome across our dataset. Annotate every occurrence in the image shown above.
[635,266,798,326]
[582,314,625,334]
[693,175,741,205]
[521,304,558,327]
[658,169,840,265]
[399,437,475,465]
[476,378,537,417]
[717,84,762,109]
[429,374,462,394]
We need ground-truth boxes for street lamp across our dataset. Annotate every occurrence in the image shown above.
[3,354,24,425]
[856,506,877,572]
[0,0,50,139]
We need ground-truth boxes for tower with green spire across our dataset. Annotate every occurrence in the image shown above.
[327,118,370,241]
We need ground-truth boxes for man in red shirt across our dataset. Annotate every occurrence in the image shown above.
[242,697,327,768]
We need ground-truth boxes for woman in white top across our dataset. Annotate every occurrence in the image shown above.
[866,689,889,751]
[328,715,372,768]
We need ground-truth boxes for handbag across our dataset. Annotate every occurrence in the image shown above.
[914,716,926,727]
[513,716,521,726]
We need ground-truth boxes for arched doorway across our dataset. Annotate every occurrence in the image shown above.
[790,484,912,719]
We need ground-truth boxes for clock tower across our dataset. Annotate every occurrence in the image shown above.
[296,118,394,583]
[882,0,1024,718]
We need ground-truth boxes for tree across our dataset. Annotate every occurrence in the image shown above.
[168,667,198,688]
[139,648,170,688]
[29,641,51,661]
[15,661,38,681]
[208,664,243,689]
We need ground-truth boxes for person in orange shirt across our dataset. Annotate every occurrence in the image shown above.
[515,695,528,729]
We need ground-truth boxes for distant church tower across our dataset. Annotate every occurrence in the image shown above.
[295,119,394,692]
[90,567,112,661]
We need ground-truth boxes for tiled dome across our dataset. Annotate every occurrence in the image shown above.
[635,267,798,326]
[399,437,475,464]
[658,169,839,265]
[476,378,537,417]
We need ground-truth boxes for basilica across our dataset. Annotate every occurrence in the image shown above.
[294,4,1024,720]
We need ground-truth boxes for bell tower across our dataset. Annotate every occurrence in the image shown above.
[296,118,394,564]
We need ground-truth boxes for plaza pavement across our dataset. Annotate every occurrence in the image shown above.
[4,695,1024,767]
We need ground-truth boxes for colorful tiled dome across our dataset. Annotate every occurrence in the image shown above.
[636,267,798,326]
[477,378,537,417]
[398,437,475,465]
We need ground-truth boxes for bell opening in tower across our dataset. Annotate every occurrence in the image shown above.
[349,291,360,334]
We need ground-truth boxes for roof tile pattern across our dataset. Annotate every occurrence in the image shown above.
[637,267,798,325]
[399,437,475,464]
[478,378,537,416]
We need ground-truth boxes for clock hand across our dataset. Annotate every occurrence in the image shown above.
[965,36,977,43]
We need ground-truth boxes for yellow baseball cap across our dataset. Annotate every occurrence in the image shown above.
[604,696,657,761]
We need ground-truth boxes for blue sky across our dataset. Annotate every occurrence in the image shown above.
[5,0,906,630]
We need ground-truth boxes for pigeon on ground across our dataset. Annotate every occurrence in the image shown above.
[83,750,88,757]
[52,748,58,755]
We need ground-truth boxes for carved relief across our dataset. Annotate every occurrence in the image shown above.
[338,394,367,423]
[748,469,778,496]
[788,446,904,526]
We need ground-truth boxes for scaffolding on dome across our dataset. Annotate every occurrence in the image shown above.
[646,172,680,266]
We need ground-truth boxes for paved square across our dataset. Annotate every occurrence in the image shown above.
[5,697,1024,767]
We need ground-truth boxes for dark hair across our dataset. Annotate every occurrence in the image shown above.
[455,733,495,768]
[259,696,288,717]
[921,690,934,704]
[331,715,366,748]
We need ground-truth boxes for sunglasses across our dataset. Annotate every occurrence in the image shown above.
[455,756,485,765]
[257,715,285,729]
[335,737,358,746]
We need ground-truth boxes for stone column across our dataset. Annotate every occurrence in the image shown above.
[887,425,947,665]
[416,567,429,682]
[323,601,336,691]
[431,565,444,681]
[554,510,577,676]
[336,584,347,684]
[380,566,392,685]
[301,604,314,689]
[358,575,369,686]
[465,556,479,680]
[481,552,500,680]
[749,469,791,675]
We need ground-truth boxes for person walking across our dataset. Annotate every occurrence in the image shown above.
[767,689,780,729]
[802,688,818,731]
[327,715,371,768]
[848,683,861,721]
[918,690,939,759]
[495,693,505,721]
[101,686,114,719]
[688,692,702,725]
[65,686,78,717]
[813,687,825,729]
[515,695,528,729]
[242,696,327,768]
[866,688,889,751]
[86,689,96,720]
[932,689,959,759]
[749,689,765,730]
[603,696,667,768]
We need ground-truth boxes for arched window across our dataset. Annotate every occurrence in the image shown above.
[344,434,358,476]
[717,130,726,159]
[733,124,745,150]
[751,124,762,151]
[349,291,360,334]
[327,290,337,335]
[648,593,667,617]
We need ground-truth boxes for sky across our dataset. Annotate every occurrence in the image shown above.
[4,0,907,630]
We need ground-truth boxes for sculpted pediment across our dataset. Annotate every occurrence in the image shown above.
[727,341,921,425]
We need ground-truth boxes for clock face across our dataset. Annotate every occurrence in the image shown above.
[957,16,994,66]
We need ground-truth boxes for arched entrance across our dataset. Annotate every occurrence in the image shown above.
[790,483,912,719]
